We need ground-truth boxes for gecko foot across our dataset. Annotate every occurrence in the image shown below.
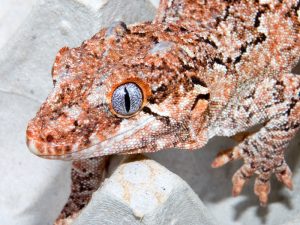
[211,146,293,206]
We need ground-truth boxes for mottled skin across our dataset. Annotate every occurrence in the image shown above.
[26,0,300,224]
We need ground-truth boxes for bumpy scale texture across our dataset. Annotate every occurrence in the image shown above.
[26,0,300,224]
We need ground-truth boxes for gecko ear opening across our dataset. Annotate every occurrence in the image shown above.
[51,46,70,85]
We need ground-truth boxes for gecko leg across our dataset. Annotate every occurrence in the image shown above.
[212,73,300,205]
[54,156,110,225]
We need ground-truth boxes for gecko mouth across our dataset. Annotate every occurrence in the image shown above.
[26,115,155,160]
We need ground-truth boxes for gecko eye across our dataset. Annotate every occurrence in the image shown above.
[111,83,143,116]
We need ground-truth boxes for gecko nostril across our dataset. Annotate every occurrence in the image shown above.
[46,135,54,142]
[74,120,79,126]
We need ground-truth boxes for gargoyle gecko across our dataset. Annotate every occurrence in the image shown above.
[26,0,300,224]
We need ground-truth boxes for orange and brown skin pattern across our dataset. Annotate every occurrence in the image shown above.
[26,0,300,224]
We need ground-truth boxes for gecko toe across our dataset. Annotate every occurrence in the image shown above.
[211,147,241,168]
[276,164,293,190]
[232,164,255,196]
[254,174,271,207]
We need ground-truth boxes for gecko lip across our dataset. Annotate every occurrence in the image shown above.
[26,115,156,160]
[26,136,72,158]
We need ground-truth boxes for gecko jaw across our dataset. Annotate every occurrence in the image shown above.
[26,114,156,160]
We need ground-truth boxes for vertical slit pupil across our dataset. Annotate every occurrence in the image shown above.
[124,87,131,112]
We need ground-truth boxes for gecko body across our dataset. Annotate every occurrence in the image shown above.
[26,0,300,223]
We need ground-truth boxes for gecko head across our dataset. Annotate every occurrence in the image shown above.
[26,22,210,160]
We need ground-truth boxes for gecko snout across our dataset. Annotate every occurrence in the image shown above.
[26,119,75,159]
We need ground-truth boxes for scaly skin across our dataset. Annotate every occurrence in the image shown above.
[26,0,300,223]
[54,156,109,225]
